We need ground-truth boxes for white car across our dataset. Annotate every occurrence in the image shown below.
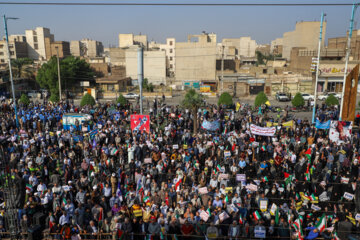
[318,93,341,101]
[301,93,314,101]
[123,92,139,99]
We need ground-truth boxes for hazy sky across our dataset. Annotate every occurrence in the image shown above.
[1,0,358,47]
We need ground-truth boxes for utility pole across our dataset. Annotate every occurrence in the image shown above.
[138,45,144,114]
[55,46,62,102]
[312,12,326,124]
[221,45,224,94]
[340,3,357,121]
[3,15,19,128]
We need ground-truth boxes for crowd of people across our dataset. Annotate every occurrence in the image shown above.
[0,97,360,240]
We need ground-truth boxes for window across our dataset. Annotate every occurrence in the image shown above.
[0,45,3,48]
[34,44,38,50]
[263,69,267,74]
[170,49,173,53]
[170,57,173,61]
[33,36,38,42]
[10,51,14,56]
[169,41,173,46]
[0,59,4,63]
[107,84,115,91]
[170,64,173,69]
[0,52,3,56]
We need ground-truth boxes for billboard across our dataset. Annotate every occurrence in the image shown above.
[130,115,150,133]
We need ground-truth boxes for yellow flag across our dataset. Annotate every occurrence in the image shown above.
[236,102,241,112]
[265,100,271,106]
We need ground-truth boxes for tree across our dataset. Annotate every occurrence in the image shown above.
[326,94,339,106]
[142,78,154,92]
[19,93,30,106]
[218,92,233,106]
[117,94,127,106]
[80,93,96,107]
[182,89,205,134]
[292,92,305,107]
[10,58,34,78]
[255,51,282,66]
[36,56,94,102]
[254,92,268,107]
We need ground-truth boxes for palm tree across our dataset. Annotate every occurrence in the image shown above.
[182,89,205,134]
[10,58,34,78]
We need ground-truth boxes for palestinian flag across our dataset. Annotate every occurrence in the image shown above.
[253,211,261,221]
[62,198,67,207]
[117,230,124,240]
[262,176,269,183]
[239,215,243,224]
[26,184,33,192]
[315,214,326,232]
[305,164,310,182]
[305,148,311,160]
[310,165,316,175]
[285,175,294,186]
[284,172,291,179]
[89,164,94,174]
[143,196,150,203]
[175,178,182,191]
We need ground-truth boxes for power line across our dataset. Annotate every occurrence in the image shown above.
[0,2,357,6]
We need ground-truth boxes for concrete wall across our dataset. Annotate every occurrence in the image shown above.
[328,30,360,60]
[125,47,166,85]
[175,41,216,83]
[221,37,257,58]
[70,41,81,56]
[0,40,28,63]
[134,35,147,48]
[25,27,54,60]
[270,37,283,54]
[109,48,126,66]
[282,21,326,60]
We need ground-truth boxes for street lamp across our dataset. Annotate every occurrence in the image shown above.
[3,15,19,128]
[55,46,61,101]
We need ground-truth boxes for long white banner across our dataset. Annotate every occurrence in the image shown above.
[250,124,276,136]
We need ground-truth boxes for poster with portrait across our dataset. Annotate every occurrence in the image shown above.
[329,121,352,144]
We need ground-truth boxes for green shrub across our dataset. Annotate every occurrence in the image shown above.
[254,91,268,107]
[49,94,59,103]
[80,93,95,107]
[292,92,305,107]
[218,92,233,106]
[19,94,30,106]
[326,94,339,106]
[117,94,127,106]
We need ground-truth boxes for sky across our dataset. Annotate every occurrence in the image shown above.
[0,0,358,47]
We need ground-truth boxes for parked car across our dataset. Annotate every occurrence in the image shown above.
[123,92,139,99]
[276,92,290,101]
[301,93,314,101]
[318,92,341,101]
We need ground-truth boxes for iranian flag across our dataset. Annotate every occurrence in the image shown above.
[49,219,54,229]
[89,164,94,174]
[62,198,67,207]
[262,176,269,183]
[315,214,326,232]
[175,178,182,191]
[253,211,261,221]
[261,145,266,151]
[305,148,311,160]
[143,196,150,203]
[309,193,317,201]
[207,208,211,216]
[26,184,33,192]
[239,215,243,224]
[295,193,300,201]
[111,148,119,155]
[216,164,221,172]
[212,169,218,175]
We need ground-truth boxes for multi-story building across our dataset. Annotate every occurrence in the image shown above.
[280,21,326,60]
[149,38,176,77]
[70,39,104,57]
[125,46,166,85]
[0,35,28,63]
[270,37,283,55]
[175,32,217,89]
[328,29,360,60]
[221,37,257,58]
[119,33,148,49]
[108,48,126,66]
[25,27,54,60]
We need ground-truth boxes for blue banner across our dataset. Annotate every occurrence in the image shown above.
[315,119,330,129]
[201,120,220,131]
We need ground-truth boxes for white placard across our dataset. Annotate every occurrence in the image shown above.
[144,158,152,164]
[236,174,246,182]
[355,213,360,221]
[207,141,213,146]
[260,200,268,212]
[311,204,321,211]
[343,192,354,201]
[270,203,277,216]
[173,144,179,149]
[198,187,208,195]
[246,184,258,192]
[30,139,35,144]
[254,229,266,238]
[158,137,163,142]
[219,211,230,222]
[219,173,229,180]
[200,210,209,222]
[224,151,231,157]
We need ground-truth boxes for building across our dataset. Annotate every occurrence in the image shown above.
[175,32,217,88]
[119,33,148,49]
[328,29,360,60]
[0,35,28,64]
[221,37,257,58]
[70,39,104,57]
[270,38,283,55]
[149,38,176,77]
[281,21,326,60]
[45,40,71,60]
[125,46,166,85]
[25,27,54,60]
[108,48,126,66]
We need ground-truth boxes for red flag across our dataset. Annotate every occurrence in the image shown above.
[49,220,54,229]
[284,172,290,179]
[175,178,182,191]
[98,208,103,221]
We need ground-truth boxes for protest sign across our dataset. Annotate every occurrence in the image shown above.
[250,124,276,136]
[173,144,179,149]
[200,210,210,222]
[224,151,231,157]
[344,192,354,201]
[260,200,268,212]
[225,187,233,194]
[144,158,152,164]
[236,174,246,182]
[270,203,277,216]
[198,187,208,195]
[219,173,229,180]
[311,204,321,211]
[246,184,258,192]
[219,211,230,221]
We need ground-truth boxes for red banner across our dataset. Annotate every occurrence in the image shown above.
[130,115,150,133]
